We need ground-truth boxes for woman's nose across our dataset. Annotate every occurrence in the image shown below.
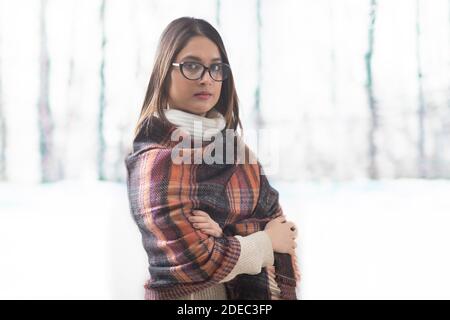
[199,69,213,84]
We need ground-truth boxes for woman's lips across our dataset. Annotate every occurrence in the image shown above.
[193,93,212,100]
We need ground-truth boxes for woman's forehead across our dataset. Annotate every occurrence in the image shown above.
[177,37,221,62]
[179,54,222,63]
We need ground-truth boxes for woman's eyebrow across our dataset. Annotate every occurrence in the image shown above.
[181,55,222,62]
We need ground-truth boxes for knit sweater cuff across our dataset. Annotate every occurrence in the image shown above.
[219,231,274,283]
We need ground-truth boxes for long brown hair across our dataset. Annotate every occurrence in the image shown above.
[133,17,242,140]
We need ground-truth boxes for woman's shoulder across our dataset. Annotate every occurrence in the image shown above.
[127,116,176,155]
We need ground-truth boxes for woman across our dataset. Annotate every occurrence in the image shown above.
[125,17,300,300]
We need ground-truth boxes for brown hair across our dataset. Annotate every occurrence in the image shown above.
[133,17,242,140]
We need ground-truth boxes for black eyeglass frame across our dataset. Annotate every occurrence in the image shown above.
[171,61,231,82]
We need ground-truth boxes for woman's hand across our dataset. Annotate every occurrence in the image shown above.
[188,210,223,238]
[264,215,298,255]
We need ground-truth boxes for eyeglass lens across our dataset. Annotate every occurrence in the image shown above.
[181,62,230,81]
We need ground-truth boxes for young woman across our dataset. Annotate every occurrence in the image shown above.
[125,17,300,300]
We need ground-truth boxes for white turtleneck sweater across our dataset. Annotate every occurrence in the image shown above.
[164,107,226,141]
[162,107,277,300]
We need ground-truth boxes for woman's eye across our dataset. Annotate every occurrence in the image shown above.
[211,64,222,71]
[185,63,199,70]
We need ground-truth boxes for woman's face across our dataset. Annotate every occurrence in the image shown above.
[168,36,223,116]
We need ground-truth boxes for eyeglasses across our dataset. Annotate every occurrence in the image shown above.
[171,61,231,82]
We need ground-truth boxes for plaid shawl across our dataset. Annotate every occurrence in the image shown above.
[125,115,301,300]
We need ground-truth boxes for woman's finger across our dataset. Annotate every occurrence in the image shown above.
[193,210,210,217]
[201,228,221,237]
[188,216,208,223]
[193,222,213,229]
